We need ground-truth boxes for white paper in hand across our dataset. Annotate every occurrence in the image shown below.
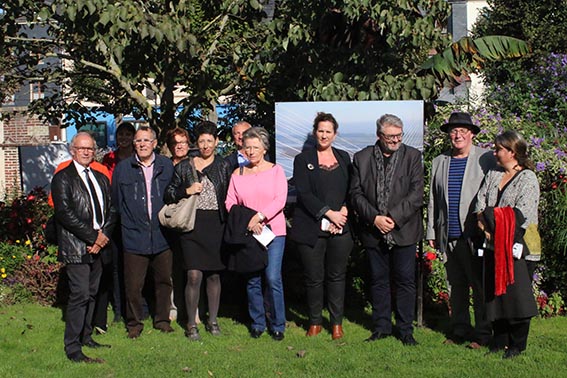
[253,225,276,247]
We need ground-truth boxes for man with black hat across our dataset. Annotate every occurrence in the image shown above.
[426,111,496,348]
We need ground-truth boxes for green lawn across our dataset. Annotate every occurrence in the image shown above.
[1,303,566,377]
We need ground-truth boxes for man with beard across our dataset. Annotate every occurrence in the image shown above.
[350,114,423,346]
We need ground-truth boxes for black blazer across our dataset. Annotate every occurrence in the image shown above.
[349,143,424,248]
[289,147,351,247]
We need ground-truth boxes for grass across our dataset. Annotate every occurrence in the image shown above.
[1,303,566,378]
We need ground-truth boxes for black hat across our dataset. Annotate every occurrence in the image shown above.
[440,112,481,134]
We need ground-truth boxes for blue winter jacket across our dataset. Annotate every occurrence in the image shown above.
[112,154,174,255]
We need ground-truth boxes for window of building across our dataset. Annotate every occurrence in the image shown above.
[30,82,44,101]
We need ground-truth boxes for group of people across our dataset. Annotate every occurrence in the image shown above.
[50,110,539,364]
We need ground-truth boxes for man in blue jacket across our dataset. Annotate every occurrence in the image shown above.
[112,126,175,339]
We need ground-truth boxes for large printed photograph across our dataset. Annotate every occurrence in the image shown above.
[275,100,424,178]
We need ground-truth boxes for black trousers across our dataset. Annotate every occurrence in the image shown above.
[445,237,491,344]
[64,256,103,356]
[123,249,173,332]
[92,254,113,330]
[298,233,353,325]
[492,318,531,351]
[367,242,416,337]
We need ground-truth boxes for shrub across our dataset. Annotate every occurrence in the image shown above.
[0,186,54,255]
[0,242,33,279]
[421,244,449,306]
[12,257,64,306]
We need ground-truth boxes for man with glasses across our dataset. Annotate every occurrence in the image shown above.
[350,114,423,345]
[112,126,175,339]
[51,132,117,363]
[426,112,496,349]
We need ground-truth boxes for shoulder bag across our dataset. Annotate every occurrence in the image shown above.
[158,159,199,232]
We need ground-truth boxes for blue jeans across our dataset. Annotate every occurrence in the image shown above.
[247,236,286,333]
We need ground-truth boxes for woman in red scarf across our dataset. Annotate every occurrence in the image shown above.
[475,130,539,359]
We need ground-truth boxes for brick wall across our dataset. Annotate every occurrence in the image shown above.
[0,111,53,199]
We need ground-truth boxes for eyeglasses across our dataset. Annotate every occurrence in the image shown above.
[73,146,95,153]
[380,132,404,142]
[174,142,189,147]
[134,138,155,145]
[449,128,471,137]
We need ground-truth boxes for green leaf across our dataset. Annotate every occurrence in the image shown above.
[333,72,344,84]
[250,0,262,10]
[99,12,110,27]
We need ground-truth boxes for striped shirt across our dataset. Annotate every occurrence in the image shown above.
[447,157,468,238]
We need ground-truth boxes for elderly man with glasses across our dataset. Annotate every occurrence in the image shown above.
[112,126,175,339]
[350,114,423,346]
[426,112,496,349]
[51,132,117,363]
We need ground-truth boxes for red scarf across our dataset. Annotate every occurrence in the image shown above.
[493,207,515,296]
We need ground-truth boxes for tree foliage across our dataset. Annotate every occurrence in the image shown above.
[254,0,454,104]
[0,0,532,140]
[1,0,270,141]
[473,0,567,84]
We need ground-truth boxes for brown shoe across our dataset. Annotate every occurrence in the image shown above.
[467,341,483,350]
[331,325,344,340]
[306,325,322,337]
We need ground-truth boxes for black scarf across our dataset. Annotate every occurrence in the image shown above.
[373,143,399,247]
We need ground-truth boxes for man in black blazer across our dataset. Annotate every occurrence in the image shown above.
[51,132,117,363]
[350,114,423,345]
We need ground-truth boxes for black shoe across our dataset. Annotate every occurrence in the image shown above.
[185,326,201,341]
[365,332,391,342]
[271,331,285,341]
[250,328,264,339]
[67,351,104,364]
[206,322,222,336]
[82,340,111,349]
[400,334,418,346]
[503,348,521,359]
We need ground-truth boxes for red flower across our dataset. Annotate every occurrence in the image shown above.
[425,251,436,261]
[26,218,33,224]
[27,194,36,201]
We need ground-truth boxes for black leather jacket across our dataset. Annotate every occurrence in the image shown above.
[51,162,117,264]
[164,155,232,223]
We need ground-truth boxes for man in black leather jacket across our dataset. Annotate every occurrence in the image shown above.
[51,132,117,363]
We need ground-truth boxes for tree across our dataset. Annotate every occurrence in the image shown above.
[473,0,567,84]
[1,0,531,141]
[234,0,529,126]
[1,0,271,142]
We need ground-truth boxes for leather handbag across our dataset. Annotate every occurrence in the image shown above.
[158,159,199,232]
[158,195,198,232]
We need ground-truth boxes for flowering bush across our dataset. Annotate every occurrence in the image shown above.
[422,244,449,306]
[0,242,33,280]
[0,188,62,306]
[532,266,565,317]
[0,186,54,254]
